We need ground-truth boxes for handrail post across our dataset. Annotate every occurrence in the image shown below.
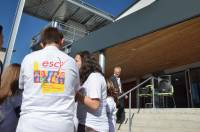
[73,27,75,41]
[116,77,153,131]
[152,77,155,108]
[129,92,132,132]
[136,79,140,109]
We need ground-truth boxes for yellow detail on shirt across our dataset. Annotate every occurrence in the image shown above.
[42,83,64,94]
[34,61,39,71]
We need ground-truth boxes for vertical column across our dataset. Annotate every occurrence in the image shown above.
[152,77,155,108]
[129,92,132,132]
[186,69,194,108]
[99,50,105,73]
[136,78,140,108]
[4,0,25,67]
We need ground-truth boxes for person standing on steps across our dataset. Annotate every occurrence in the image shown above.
[110,66,128,123]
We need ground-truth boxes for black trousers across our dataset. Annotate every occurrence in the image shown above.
[117,96,125,123]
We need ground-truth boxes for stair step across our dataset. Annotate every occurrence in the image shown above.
[118,127,200,132]
[116,108,200,132]
[133,120,200,128]
[126,108,200,114]
[133,114,200,121]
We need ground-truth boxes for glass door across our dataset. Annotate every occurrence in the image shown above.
[171,71,189,107]
[190,68,200,108]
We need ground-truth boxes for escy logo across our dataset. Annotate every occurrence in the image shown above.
[42,61,65,68]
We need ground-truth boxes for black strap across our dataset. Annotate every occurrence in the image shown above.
[14,106,21,118]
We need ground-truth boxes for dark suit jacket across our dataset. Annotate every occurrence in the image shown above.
[110,75,123,95]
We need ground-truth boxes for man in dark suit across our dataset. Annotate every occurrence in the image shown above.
[110,66,128,123]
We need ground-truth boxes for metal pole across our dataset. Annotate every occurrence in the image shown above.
[185,70,191,108]
[52,21,58,27]
[4,0,25,67]
[99,50,105,73]
[187,69,194,108]
[136,79,140,108]
[129,92,132,132]
[152,77,155,108]
[73,27,75,41]
[118,77,152,99]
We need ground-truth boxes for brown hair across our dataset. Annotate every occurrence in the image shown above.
[40,27,63,46]
[107,79,118,104]
[76,51,103,85]
[0,63,20,103]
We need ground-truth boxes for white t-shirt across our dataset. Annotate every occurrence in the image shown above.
[106,97,117,132]
[16,45,80,132]
[77,72,109,132]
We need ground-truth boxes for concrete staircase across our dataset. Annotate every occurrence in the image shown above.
[117,108,200,132]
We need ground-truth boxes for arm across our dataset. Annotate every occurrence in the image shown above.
[106,98,115,114]
[76,91,100,110]
[18,59,25,90]
[72,60,81,92]
[76,73,103,111]
[0,88,10,104]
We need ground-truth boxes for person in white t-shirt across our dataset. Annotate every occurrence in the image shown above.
[75,51,109,132]
[106,79,118,132]
[16,27,80,132]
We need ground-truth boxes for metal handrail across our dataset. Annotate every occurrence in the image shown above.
[118,76,155,132]
[118,76,153,99]
[55,21,89,34]
[30,21,89,48]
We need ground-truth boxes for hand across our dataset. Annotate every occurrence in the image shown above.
[75,92,83,102]
[75,92,100,110]
[125,95,128,99]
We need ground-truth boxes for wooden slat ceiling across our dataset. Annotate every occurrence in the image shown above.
[104,16,200,81]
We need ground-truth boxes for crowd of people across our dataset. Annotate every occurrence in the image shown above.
[0,26,127,132]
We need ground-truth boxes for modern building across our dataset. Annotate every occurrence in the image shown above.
[4,0,200,109]
[70,0,200,108]
[3,0,200,131]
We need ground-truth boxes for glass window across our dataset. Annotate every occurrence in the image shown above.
[171,71,188,108]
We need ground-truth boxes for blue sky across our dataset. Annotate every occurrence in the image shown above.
[12,14,47,63]
[0,0,47,63]
[0,0,134,63]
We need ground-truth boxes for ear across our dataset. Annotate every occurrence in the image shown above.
[60,38,64,46]
[40,42,44,48]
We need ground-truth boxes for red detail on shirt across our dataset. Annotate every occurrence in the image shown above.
[42,61,65,68]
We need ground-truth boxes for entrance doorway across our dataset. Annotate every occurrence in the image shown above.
[190,68,200,108]
[171,71,189,107]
